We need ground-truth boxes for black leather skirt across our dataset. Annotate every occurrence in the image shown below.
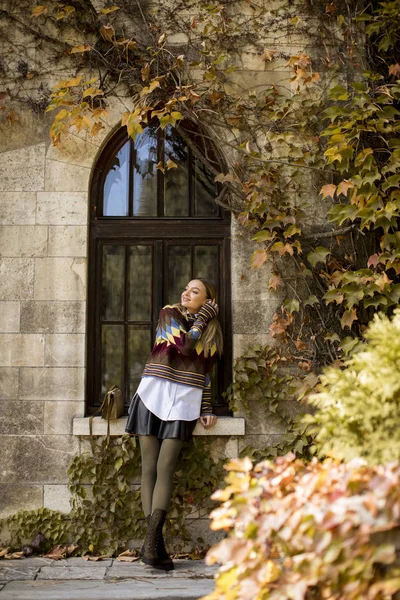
[125,393,198,442]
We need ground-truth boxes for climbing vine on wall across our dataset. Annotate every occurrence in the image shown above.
[0,435,225,556]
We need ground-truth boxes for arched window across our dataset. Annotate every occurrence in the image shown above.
[87,124,231,416]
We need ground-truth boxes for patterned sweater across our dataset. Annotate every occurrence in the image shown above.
[142,305,218,415]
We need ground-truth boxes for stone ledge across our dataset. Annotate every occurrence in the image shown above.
[73,416,245,437]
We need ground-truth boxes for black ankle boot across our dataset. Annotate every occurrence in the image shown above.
[140,514,151,558]
[142,509,174,571]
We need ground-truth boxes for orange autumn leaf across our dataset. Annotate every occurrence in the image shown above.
[320,183,337,199]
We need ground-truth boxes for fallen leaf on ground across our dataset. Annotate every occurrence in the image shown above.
[44,544,78,560]
[83,554,111,561]
[116,549,140,562]
[4,552,24,559]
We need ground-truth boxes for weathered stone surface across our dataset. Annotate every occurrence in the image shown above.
[0,259,34,301]
[36,192,88,225]
[44,401,85,434]
[244,401,288,436]
[73,416,245,437]
[0,400,43,435]
[0,334,45,367]
[48,226,87,258]
[46,134,99,168]
[0,484,43,519]
[48,558,113,567]
[0,302,20,332]
[232,298,281,335]
[0,193,36,225]
[0,566,39,582]
[44,334,85,367]
[44,160,91,193]
[0,226,48,258]
[238,433,284,454]
[0,144,45,192]
[43,484,72,513]
[233,333,272,359]
[34,258,86,301]
[0,367,19,399]
[0,435,79,483]
[196,436,238,463]
[20,301,86,334]
[37,567,107,580]
[0,578,216,599]
[20,367,85,401]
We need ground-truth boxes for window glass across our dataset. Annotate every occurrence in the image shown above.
[133,127,158,216]
[194,157,218,216]
[194,245,219,283]
[128,245,152,321]
[164,127,189,217]
[168,245,191,303]
[101,245,125,321]
[103,141,130,216]
[128,326,152,399]
[101,324,124,397]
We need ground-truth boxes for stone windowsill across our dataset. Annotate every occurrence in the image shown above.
[73,416,245,437]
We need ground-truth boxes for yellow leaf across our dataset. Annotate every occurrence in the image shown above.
[31,5,48,17]
[340,308,357,329]
[59,76,83,89]
[156,161,165,174]
[82,87,104,98]
[166,159,178,170]
[158,33,166,45]
[224,457,253,472]
[100,5,120,14]
[91,122,104,137]
[54,109,70,121]
[99,24,115,41]
[69,44,91,54]
[140,79,161,97]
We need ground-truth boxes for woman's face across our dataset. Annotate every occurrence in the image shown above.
[181,279,208,314]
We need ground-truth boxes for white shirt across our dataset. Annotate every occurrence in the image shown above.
[136,376,203,421]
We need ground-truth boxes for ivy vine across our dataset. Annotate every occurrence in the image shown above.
[0,435,224,557]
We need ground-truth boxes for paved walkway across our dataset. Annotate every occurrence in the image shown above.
[0,557,218,599]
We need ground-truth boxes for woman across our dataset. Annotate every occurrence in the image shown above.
[126,278,223,570]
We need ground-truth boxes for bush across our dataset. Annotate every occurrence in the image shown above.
[304,309,400,465]
[202,455,400,600]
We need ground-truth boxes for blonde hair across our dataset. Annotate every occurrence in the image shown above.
[174,278,223,358]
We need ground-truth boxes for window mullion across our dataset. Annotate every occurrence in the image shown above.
[129,139,134,217]
[157,130,164,217]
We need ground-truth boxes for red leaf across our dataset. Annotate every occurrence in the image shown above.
[389,63,400,76]
[367,254,380,268]
[251,249,268,269]
[268,273,281,290]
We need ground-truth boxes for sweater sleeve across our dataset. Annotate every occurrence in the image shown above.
[200,373,213,415]
[155,306,206,356]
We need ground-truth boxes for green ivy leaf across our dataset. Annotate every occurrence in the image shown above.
[307,246,331,268]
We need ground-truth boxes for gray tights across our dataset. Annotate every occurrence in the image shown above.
[138,435,184,516]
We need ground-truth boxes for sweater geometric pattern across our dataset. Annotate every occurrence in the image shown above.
[142,305,217,414]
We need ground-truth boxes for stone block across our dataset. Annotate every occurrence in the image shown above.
[0,144,45,192]
[0,334,45,367]
[48,557,113,567]
[0,302,20,332]
[232,298,280,335]
[0,565,40,582]
[243,401,287,435]
[238,433,284,454]
[195,436,239,462]
[36,192,88,225]
[37,566,107,580]
[233,333,273,359]
[44,160,91,193]
[20,367,85,401]
[0,226,48,258]
[0,484,43,519]
[44,401,85,434]
[0,258,34,300]
[0,434,79,483]
[43,484,72,513]
[44,334,85,367]
[46,134,99,168]
[226,69,291,97]
[0,400,43,435]
[0,367,19,399]
[20,301,86,333]
[0,193,36,225]
[48,226,87,258]
[1,577,216,598]
[34,258,86,301]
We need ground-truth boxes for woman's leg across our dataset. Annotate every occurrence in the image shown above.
[151,437,184,511]
[138,434,161,516]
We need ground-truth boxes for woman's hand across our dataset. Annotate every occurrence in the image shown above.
[200,414,217,429]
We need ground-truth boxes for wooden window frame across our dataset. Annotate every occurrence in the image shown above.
[87,127,232,416]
